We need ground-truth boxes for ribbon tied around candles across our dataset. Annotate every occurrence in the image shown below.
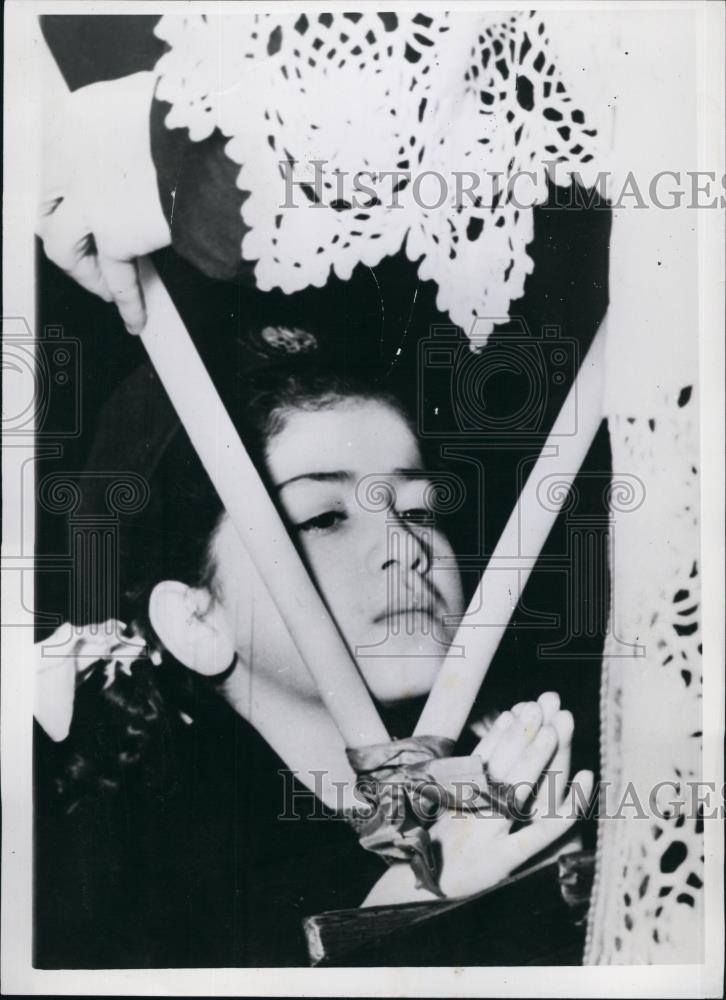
[346,735,518,897]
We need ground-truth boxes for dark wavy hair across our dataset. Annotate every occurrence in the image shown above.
[53,342,429,812]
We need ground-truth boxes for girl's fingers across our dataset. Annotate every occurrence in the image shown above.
[504,723,558,807]
[503,770,593,868]
[476,695,560,766]
[514,696,559,727]
[473,710,514,763]
[486,701,542,783]
[537,691,560,725]
[533,708,574,814]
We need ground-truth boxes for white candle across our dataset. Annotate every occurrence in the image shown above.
[415,322,607,740]
[138,257,388,748]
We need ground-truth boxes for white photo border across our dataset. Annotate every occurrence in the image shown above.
[2,1,724,995]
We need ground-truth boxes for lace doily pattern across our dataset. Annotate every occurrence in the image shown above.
[153,10,599,341]
[585,387,703,964]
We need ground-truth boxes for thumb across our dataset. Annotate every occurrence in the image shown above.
[503,769,595,868]
[562,769,595,820]
[97,254,146,335]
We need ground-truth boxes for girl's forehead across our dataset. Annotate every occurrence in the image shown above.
[266,398,422,483]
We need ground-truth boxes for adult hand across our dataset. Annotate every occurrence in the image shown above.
[37,70,171,334]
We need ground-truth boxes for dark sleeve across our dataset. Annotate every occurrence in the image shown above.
[150,98,253,283]
[41,14,165,89]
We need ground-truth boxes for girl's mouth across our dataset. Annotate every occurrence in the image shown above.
[374,605,436,624]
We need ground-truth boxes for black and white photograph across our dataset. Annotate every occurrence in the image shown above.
[2,1,724,995]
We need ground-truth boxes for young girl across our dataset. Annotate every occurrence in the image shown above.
[35,331,591,968]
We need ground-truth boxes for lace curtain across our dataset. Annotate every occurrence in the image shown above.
[153,9,600,341]
[557,10,704,964]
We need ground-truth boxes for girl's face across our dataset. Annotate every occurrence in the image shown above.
[210,398,465,704]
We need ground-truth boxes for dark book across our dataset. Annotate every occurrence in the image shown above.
[304,850,594,967]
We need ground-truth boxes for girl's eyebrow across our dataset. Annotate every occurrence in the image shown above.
[276,470,352,491]
[392,467,430,478]
[277,468,430,491]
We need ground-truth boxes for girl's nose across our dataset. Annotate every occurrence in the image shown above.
[370,512,432,578]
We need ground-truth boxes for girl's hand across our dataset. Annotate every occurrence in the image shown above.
[362,692,593,906]
[432,692,593,899]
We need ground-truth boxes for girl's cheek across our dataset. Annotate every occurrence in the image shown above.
[432,526,455,556]
[304,536,372,612]
[304,536,356,590]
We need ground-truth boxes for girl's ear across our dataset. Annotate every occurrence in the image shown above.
[148,581,235,677]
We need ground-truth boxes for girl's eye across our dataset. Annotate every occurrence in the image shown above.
[295,510,347,534]
[399,507,432,525]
